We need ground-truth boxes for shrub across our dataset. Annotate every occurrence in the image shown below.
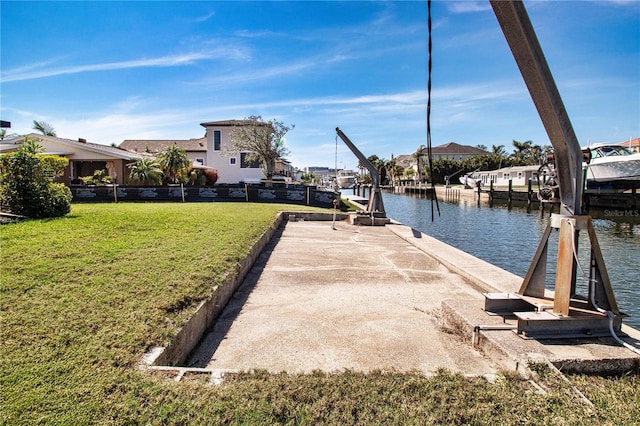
[79,169,112,186]
[41,182,73,217]
[202,168,219,185]
[0,138,72,218]
[157,145,190,184]
[127,158,163,186]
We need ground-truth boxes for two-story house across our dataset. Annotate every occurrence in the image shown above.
[200,119,265,184]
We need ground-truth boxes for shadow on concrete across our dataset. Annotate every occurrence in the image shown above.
[185,225,284,368]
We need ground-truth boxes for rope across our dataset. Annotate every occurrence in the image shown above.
[426,0,440,221]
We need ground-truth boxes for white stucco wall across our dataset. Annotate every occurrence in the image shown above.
[204,126,264,184]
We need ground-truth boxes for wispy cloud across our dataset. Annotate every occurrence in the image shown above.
[2,51,223,82]
[447,1,492,14]
[192,10,216,23]
[193,53,352,87]
[234,29,287,39]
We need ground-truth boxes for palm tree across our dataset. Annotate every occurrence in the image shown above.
[157,145,190,184]
[492,144,507,169]
[32,120,57,136]
[127,158,163,186]
[530,144,543,165]
[389,162,404,186]
[511,140,532,165]
[491,145,506,157]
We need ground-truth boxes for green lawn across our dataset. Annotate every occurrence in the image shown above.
[1,203,638,425]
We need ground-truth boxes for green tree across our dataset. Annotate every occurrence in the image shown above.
[228,115,293,179]
[32,120,57,136]
[127,158,163,186]
[388,160,404,186]
[403,168,416,180]
[492,145,506,157]
[413,146,425,183]
[0,137,71,218]
[157,145,190,184]
[301,172,316,185]
[366,155,384,184]
[510,140,533,165]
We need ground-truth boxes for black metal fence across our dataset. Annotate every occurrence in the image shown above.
[70,184,338,208]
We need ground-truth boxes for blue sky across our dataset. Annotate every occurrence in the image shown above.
[1,1,638,171]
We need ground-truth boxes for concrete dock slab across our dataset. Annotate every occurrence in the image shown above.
[186,218,640,376]
[188,220,497,375]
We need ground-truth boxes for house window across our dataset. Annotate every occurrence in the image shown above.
[214,131,221,151]
[518,172,523,179]
[195,157,204,166]
[229,157,237,166]
[240,152,260,169]
[503,173,510,180]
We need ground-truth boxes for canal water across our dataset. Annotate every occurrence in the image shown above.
[381,191,640,329]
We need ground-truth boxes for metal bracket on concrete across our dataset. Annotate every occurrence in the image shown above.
[472,212,626,339]
[484,214,624,339]
[515,310,623,340]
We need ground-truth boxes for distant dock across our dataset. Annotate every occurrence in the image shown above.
[346,183,639,211]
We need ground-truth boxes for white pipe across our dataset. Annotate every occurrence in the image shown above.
[565,219,640,356]
[587,269,640,356]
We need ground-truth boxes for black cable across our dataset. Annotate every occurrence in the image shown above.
[426,0,440,221]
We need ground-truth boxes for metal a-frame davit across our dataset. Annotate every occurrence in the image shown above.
[335,127,386,217]
[482,1,624,339]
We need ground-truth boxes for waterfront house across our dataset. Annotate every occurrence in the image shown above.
[424,142,488,161]
[121,119,290,184]
[199,120,266,184]
[0,133,144,185]
[275,158,296,181]
[391,154,419,182]
[474,165,540,187]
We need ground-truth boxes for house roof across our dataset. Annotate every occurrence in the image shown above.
[617,138,639,149]
[392,154,415,168]
[200,119,269,128]
[426,142,488,156]
[119,138,206,153]
[2,134,144,160]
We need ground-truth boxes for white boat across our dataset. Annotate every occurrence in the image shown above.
[336,170,357,189]
[459,173,481,188]
[584,144,640,188]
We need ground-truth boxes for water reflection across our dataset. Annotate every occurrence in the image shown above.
[382,192,639,328]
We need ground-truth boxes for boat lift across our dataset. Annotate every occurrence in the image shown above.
[484,0,623,339]
[335,127,386,217]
